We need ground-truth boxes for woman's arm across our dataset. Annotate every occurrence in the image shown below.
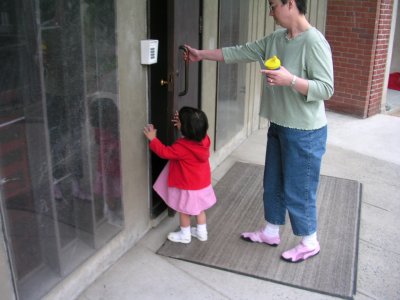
[305,41,334,101]
[185,45,224,62]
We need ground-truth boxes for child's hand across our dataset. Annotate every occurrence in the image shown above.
[143,124,157,141]
[171,111,181,130]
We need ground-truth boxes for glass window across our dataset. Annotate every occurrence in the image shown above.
[216,0,249,149]
[0,1,122,299]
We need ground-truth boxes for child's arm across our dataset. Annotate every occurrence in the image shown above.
[149,138,186,160]
[144,121,186,160]
[143,124,157,141]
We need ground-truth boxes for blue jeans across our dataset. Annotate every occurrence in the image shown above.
[263,123,327,236]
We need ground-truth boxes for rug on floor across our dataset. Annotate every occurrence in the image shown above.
[157,162,362,299]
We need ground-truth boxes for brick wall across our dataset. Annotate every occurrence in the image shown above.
[324,0,394,118]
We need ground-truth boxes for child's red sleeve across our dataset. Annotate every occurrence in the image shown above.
[149,138,185,160]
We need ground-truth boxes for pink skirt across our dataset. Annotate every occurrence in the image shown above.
[153,162,217,215]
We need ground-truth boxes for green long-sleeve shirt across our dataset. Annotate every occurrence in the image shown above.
[222,27,334,130]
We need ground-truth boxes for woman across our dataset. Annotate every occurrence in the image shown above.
[185,0,334,262]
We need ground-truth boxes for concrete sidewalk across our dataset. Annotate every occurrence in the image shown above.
[78,111,400,300]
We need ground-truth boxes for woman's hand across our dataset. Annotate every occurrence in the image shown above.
[261,66,292,86]
[184,44,224,62]
[143,124,157,141]
[171,111,181,130]
[184,45,202,62]
[262,66,309,95]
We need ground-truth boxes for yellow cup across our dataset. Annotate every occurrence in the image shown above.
[265,55,281,70]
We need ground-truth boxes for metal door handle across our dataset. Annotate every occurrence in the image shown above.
[178,45,189,96]
[160,79,168,86]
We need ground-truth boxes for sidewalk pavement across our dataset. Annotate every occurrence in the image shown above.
[78,111,400,300]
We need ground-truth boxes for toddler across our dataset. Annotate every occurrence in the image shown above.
[143,107,216,243]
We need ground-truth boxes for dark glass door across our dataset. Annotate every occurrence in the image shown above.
[0,1,122,299]
[149,0,201,218]
[0,2,60,299]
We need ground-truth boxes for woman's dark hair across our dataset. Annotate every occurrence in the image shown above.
[179,106,208,142]
[281,0,307,15]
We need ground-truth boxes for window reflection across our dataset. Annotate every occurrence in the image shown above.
[0,1,122,299]
[216,0,248,150]
[89,97,122,226]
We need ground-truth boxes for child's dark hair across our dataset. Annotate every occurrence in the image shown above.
[179,106,208,142]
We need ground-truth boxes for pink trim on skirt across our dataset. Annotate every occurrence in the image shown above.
[153,162,217,215]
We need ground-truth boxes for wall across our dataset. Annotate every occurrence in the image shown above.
[368,0,394,115]
[325,0,394,117]
[117,0,150,236]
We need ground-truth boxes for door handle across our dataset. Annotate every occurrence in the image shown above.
[160,79,168,86]
[178,45,189,96]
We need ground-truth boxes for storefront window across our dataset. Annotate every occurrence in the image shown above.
[0,1,122,299]
[216,0,249,149]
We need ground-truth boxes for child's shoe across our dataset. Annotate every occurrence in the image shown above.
[167,230,191,244]
[191,227,208,241]
[281,241,320,263]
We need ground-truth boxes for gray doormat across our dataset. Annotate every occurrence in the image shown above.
[157,162,362,299]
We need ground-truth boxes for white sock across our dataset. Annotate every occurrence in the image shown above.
[197,223,207,233]
[180,226,190,236]
[302,232,318,249]
[262,222,280,237]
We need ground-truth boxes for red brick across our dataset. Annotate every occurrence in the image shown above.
[325,0,393,118]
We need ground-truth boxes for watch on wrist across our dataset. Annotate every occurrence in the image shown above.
[291,75,297,87]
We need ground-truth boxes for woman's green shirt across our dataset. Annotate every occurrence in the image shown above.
[222,27,334,130]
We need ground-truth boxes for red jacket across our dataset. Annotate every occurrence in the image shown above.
[149,135,211,190]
